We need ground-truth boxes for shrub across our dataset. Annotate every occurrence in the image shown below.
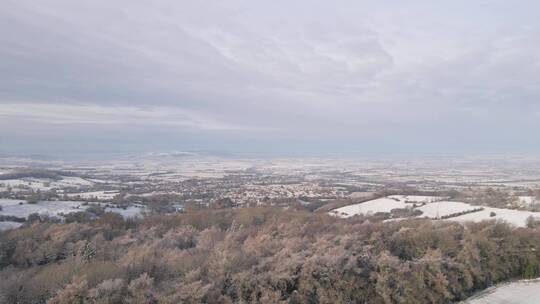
[85,205,105,216]
[0,208,539,303]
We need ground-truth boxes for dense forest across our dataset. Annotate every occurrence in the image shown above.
[1,208,539,303]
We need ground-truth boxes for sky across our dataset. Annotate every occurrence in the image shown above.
[1,0,540,157]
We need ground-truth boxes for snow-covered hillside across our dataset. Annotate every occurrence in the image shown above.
[416,201,480,218]
[451,207,540,227]
[330,195,442,218]
[331,195,540,227]
[463,279,540,303]
[0,199,146,230]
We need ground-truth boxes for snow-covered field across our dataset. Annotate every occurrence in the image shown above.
[0,176,94,192]
[0,221,23,231]
[0,199,145,230]
[331,195,441,218]
[392,195,442,203]
[53,176,94,187]
[517,196,539,207]
[105,205,145,218]
[451,207,539,227]
[67,190,120,200]
[416,201,480,218]
[0,199,86,219]
[0,178,52,191]
[331,195,540,227]
[331,197,406,217]
[463,279,540,303]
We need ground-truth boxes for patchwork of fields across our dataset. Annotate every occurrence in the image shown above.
[330,195,540,227]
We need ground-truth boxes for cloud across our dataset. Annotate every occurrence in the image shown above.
[1,0,540,155]
[0,103,253,130]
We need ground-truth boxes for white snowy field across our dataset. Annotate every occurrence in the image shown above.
[463,279,540,304]
[331,195,540,227]
[331,195,441,218]
[53,176,94,187]
[0,199,86,219]
[517,196,539,207]
[67,190,120,200]
[0,221,23,231]
[392,195,442,203]
[450,207,540,227]
[416,201,480,218]
[0,176,94,191]
[105,205,146,218]
[0,179,52,191]
[0,199,145,230]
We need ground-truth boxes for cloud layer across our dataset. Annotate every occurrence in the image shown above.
[1,0,540,155]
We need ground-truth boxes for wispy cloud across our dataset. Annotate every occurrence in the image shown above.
[1,0,540,154]
[0,103,253,130]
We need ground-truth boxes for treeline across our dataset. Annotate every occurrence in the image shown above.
[440,207,485,219]
[0,169,78,181]
[0,208,539,303]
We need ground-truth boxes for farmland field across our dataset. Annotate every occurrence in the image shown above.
[331,195,540,227]
[463,279,540,303]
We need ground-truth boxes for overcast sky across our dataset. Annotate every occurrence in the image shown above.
[1,0,540,156]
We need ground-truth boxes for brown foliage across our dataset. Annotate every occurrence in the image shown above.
[1,208,540,303]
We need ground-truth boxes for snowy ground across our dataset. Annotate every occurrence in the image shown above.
[0,199,86,219]
[331,195,540,227]
[391,195,442,203]
[104,204,146,218]
[416,201,480,218]
[0,199,145,230]
[0,221,23,231]
[331,197,407,217]
[463,279,540,304]
[53,176,94,187]
[450,207,540,227]
[67,190,120,200]
[330,195,442,218]
[0,178,52,191]
[517,196,539,207]
[0,176,94,191]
